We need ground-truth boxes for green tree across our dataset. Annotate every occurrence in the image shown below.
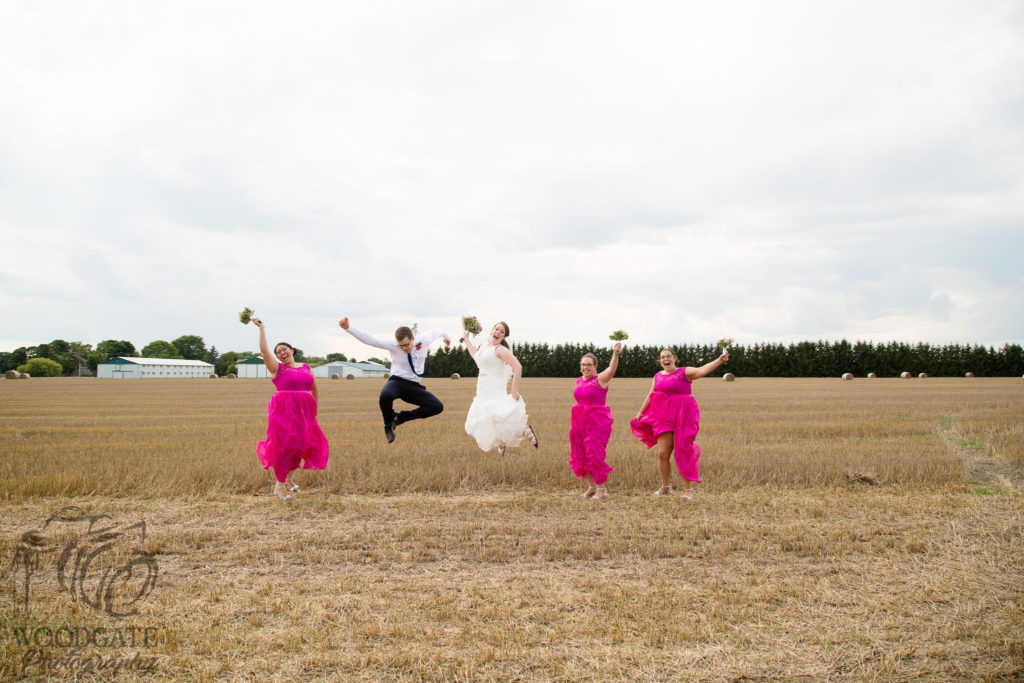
[171,335,206,361]
[141,340,183,359]
[66,342,93,376]
[326,352,349,362]
[216,351,241,376]
[95,340,137,360]
[17,357,63,377]
[1,348,29,372]
[29,343,51,360]
[366,357,391,368]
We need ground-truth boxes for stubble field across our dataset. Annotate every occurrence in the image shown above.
[1,376,1022,681]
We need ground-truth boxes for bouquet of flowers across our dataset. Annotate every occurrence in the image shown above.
[239,307,255,325]
[609,330,629,342]
[462,316,482,336]
[716,337,733,348]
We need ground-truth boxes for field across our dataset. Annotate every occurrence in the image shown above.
[1,376,1022,681]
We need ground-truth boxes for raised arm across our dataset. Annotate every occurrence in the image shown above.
[462,331,479,357]
[418,329,453,350]
[338,317,394,350]
[598,343,621,388]
[685,349,729,381]
[495,345,524,400]
[253,317,279,376]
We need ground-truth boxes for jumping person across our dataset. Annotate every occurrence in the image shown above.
[462,321,539,456]
[630,347,728,498]
[338,317,451,443]
[570,343,621,500]
[253,316,329,502]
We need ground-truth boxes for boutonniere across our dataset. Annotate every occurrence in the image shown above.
[415,342,422,351]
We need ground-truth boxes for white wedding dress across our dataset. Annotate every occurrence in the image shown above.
[464,344,529,451]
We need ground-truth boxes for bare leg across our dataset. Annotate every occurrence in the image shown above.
[582,474,597,498]
[653,431,674,494]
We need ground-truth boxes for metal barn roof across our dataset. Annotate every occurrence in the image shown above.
[99,357,214,367]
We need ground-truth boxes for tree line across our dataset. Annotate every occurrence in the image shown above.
[3,337,1021,378]
[0,336,369,377]
[426,340,1024,378]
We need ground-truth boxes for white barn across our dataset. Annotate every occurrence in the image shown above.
[97,357,215,379]
[237,357,270,379]
[312,361,389,379]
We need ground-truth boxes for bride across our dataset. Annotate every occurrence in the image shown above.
[463,321,539,456]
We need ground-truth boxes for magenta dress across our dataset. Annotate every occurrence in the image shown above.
[569,376,614,485]
[256,363,329,479]
[630,368,702,482]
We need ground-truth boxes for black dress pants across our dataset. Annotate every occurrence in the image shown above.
[379,376,443,425]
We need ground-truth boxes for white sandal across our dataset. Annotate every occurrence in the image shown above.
[652,485,672,496]
[273,483,293,502]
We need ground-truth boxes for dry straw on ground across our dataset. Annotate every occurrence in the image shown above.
[1,377,1022,681]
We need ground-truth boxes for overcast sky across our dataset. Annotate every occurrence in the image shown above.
[2,1,1021,360]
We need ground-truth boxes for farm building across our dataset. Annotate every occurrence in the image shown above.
[237,356,270,379]
[312,361,389,379]
[97,357,215,379]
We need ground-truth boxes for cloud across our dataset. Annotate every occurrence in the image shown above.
[1,1,1021,356]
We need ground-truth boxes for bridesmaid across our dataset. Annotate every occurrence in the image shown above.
[570,343,621,500]
[253,317,329,501]
[630,347,727,498]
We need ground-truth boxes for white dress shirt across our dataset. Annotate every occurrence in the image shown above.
[343,326,451,382]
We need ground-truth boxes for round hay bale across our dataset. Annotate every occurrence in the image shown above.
[867,373,877,379]
[965,372,975,378]
[346,374,355,380]
[227,373,236,379]
[918,373,928,379]
[842,373,854,380]
[722,373,735,382]
[451,373,461,380]
[19,373,30,379]
[5,370,18,379]
[900,371,912,378]
[331,373,340,380]
[209,373,217,379]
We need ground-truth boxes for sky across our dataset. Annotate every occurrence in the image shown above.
[2,1,1022,361]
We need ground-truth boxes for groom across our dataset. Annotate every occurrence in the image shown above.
[338,317,452,443]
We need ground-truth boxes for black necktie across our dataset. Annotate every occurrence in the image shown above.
[407,352,428,378]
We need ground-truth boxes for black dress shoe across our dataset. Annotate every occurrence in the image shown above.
[384,416,397,443]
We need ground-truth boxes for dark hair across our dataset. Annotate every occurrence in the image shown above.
[581,352,598,365]
[395,326,413,342]
[495,321,510,349]
[275,342,295,353]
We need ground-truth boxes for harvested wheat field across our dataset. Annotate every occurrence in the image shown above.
[1,376,1022,681]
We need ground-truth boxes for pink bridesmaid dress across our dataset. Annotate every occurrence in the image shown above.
[256,363,329,479]
[569,376,614,485]
[629,368,702,482]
